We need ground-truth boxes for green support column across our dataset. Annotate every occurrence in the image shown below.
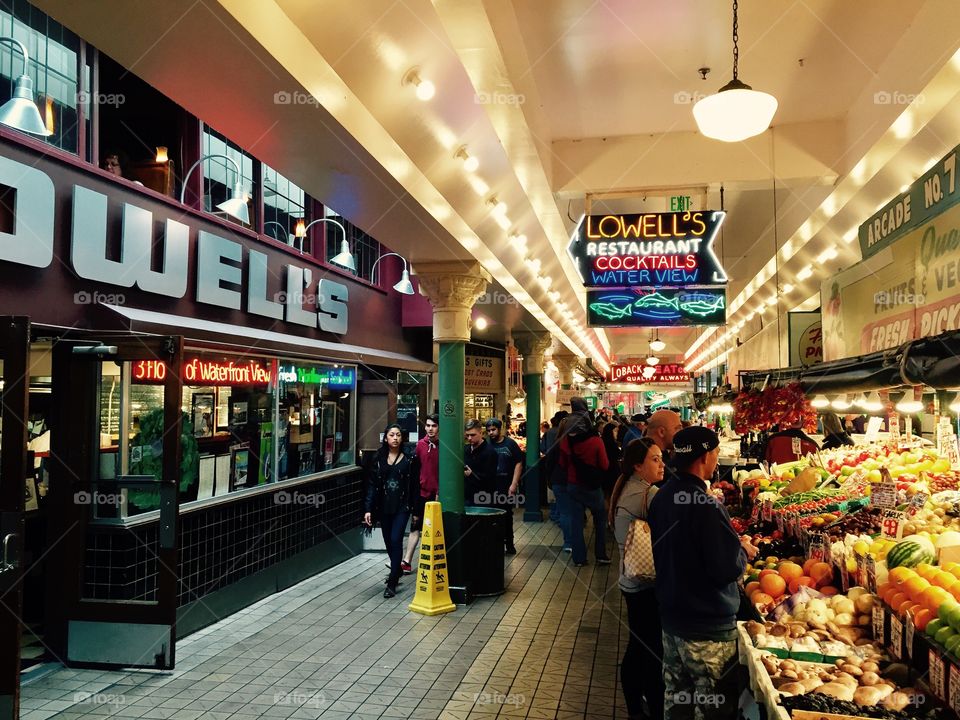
[522,371,543,521]
[437,341,465,514]
[416,263,491,605]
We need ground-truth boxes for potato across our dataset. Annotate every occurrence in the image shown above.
[816,682,855,702]
[779,682,807,696]
[883,691,910,712]
[859,672,880,686]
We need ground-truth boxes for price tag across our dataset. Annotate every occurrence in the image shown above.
[809,534,826,562]
[866,553,877,593]
[891,413,901,443]
[929,650,946,701]
[906,415,914,438]
[776,512,784,533]
[835,554,849,592]
[761,499,772,522]
[865,416,883,443]
[872,478,898,509]
[872,602,885,642]
[856,552,867,588]
[950,663,960,716]
[881,509,906,539]
[792,437,801,456]
[906,613,915,659]
[889,614,903,659]
[750,502,760,523]
[908,493,929,516]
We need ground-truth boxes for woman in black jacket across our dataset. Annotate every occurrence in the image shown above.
[364,424,420,598]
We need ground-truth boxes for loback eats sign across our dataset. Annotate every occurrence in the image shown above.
[0,155,348,333]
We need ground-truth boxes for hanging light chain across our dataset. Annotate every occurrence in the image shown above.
[732,0,740,81]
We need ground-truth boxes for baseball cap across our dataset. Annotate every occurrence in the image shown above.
[671,426,720,468]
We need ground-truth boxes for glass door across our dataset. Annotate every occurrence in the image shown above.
[0,317,30,720]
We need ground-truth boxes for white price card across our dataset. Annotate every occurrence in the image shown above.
[872,602,885,642]
[905,613,915,659]
[950,663,960,715]
[872,479,898,509]
[930,650,946,701]
[889,614,903,659]
[866,554,878,592]
[881,509,906,539]
[865,416,883,443]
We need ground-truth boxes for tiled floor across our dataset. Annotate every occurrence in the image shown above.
[20,512,634,719]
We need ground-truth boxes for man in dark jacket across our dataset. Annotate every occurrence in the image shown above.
[464,418,498,506]
[648,426,757,720]
[485,417,523,554]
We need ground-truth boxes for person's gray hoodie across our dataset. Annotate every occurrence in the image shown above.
[613,475,657,592]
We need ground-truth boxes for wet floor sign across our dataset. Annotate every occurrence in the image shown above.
[408,501,456,616]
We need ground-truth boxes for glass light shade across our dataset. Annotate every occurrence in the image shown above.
[0,74,51,136]
[858,391,883,412]
[294,219,306,238]
[831,396,852,410]
[155,146,168,162]
[896,399,922,413]
[650,339,666,353]
[949,400,960,413]
[810,394,830,408]
[215,182,250,224]
[646,356,659,366]
[693,80,778,143]
[393,269,415,295]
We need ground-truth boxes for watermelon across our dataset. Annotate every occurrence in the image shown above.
[887,536,937,569]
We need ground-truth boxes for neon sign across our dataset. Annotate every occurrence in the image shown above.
[132,358,272,385]
[586,288,726,328]
[610,363,690,384]
[568,211,728,288]
[278,365,356,389]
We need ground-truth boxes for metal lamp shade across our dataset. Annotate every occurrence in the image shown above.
[693,79,777,142]
[215,182,250,224]
[330,239,356,272]
[0,75,51,136]
[392,269,415,295]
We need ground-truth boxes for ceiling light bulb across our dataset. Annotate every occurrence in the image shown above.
[650,339,666,353]
[487,196,508,215]
[896,398,922,413]
[831,395,852,410]
[455,145,479,172]
[766,295,778,306]
[811,394,830,409]
[473,316,488,331]
[646,356,659,366]
[510,232,528,251]
[817,247,839,263]
[493,213,511,230]
[782,283,794,294]
[403,68,435,101]
[537,275,552,288]
[525,258,542,274]
[797,266,814,281]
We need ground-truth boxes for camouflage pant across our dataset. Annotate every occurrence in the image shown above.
[662,633,739,720]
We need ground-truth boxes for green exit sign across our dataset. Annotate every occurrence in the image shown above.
[669,195,692,211]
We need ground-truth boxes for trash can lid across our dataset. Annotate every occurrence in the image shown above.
[464,506,508,516]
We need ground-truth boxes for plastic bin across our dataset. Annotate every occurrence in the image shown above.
[464,506,506,597]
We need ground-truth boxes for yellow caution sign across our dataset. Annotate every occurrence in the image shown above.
[408,501,456,616]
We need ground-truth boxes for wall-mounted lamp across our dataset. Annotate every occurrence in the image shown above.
[180,154,249,224]
[264,221,288,244]
[403,67,435,101]
[369,252,415,295]
[454,145,479,172]
[0,37,50,136]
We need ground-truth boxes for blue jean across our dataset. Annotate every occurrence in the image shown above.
[568,483,607,564]
[552,483,573,549]
[381,512,409,587]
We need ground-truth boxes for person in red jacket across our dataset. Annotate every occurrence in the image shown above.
[559,397,610,567]
[402,414,439,573]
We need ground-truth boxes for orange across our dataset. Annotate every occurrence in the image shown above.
[819,585,839,596]
[745,581,761,597]
[889,566,915,586]
[760,574,787,598]
[921,586,953,613]
[890,592,908,610]
[752,592,774,607]
[803,558,818,575]
[905,602,923,618]
[897,599,915,617]
[915,608,934,632]
[882,585,900,606]
[788,576,816,594]
[778,562,804,584]
[809,562,834,588]
[877,581,893,598]
[759,569,779,579]
[951,585,960,603]
[905,576,931,601]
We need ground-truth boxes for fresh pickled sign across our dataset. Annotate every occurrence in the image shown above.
[586,288,726,327]
[859,143,960,259]
[569,211,728,287]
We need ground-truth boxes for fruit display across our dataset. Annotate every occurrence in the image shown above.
[825,507,886,541]
[886,536,937,569]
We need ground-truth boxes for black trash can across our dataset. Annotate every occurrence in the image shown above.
[463,506,506,597]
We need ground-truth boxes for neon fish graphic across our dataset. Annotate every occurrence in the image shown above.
[589,300,635,320]
[682,296,726,317]
[633,292,680,310]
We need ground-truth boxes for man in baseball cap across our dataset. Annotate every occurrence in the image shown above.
[648,425,758,720]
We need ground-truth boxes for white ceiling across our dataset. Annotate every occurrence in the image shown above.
[34,0,960,375]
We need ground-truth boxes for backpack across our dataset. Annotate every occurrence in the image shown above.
[567,431,605,489]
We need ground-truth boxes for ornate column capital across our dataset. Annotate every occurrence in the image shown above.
[416,262,492,343]
[513,332,552,375]
[550,352,580,384]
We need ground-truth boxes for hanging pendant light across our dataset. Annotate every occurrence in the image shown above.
[649,331,666,354]
[693,0,778,142]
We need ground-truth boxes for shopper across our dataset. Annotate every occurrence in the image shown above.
[402,414,440,573]
[622,413,646,446]
[821,411,854,450]
[464,418,498,506]
[544,411,573,550]
[600,421,621,497]
[649,426,758,720]
[645,409,683,457]
[609,437,665,720]
[363,424,421,599]
[485,417,523,554]
[559,397,610,567]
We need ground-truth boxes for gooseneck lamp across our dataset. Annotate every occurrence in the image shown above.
[0,37,51,136]
[180,154,250,224]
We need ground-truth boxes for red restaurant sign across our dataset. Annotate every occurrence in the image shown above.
[609,362,690,384]
[133,358,273,385]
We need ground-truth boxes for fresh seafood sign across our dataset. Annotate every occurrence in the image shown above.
[568,211,728,288]
[586,288,727,327]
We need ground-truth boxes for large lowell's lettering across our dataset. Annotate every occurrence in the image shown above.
[0,154,348,334]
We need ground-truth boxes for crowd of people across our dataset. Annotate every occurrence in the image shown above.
[363,400,757,719]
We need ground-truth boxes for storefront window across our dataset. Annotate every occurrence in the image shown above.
[262,163,306,248]
[277,362,356,480]
[0,1,81,153]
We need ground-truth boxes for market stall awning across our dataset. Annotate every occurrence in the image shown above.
[740,329,960,394]
[102,304,436,373]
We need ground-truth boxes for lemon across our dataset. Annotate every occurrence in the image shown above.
[853,540,869,556]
